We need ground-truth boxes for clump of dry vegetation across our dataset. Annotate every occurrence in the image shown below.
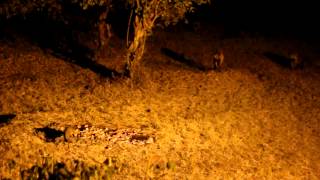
[1,22,320,179]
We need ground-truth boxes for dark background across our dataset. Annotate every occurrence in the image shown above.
[194,0,319,39]
[1,1,319,40]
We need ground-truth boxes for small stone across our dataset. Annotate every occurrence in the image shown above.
[146,137,154,144]
[64,127,76,143]
[55,136,65,143]
[166,161,176,170]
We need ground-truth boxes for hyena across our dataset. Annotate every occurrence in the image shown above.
[289,53,303,69]
[211,49,224,70]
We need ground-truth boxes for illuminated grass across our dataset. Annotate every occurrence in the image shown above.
[0,29,319,179]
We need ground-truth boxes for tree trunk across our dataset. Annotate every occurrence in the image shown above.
[125,16,148,78]
[98,8,112,49]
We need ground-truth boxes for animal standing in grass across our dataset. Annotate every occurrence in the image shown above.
[289,53,303,69]
[212,49,224,70]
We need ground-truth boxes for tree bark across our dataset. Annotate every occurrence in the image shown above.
[98,7,112,49]
[125,0,160,79]
[125,16,148,78]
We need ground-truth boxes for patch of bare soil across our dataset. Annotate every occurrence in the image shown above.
[0,26,320,179]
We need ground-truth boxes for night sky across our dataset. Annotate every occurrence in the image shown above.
[1,1,319,39]
[201,0,320,38]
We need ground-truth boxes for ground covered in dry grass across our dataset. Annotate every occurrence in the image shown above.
[0,25,320,179]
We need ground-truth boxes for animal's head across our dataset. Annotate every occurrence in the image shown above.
[214,49,224,63]
[289,53,301,69]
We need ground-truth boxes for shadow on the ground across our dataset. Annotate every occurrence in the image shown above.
[263,51,293,69]
[0,114,16,127]
[47,44,121,78]
[1,18,123,79]
[160,47,207,71]
[35,127,64,142]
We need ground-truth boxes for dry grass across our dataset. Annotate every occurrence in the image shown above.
[0,25,320,179]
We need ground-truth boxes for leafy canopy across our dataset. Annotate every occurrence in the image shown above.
[0,0,210,26]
